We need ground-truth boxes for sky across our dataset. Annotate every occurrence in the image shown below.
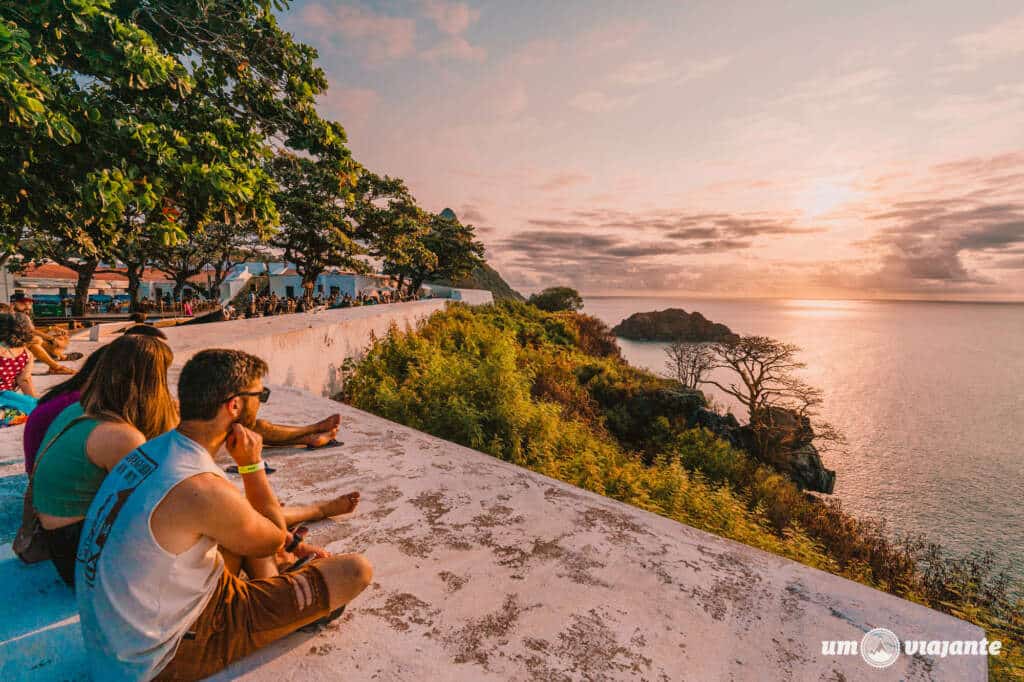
[280,0,1024,300]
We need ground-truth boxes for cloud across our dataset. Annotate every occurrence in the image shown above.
[609,59,674,86]
[609,56,731,87]
[318,85,381,131]
[568,90,638,113]
[416,0,485,62]
[419,0,480,35]
[949,11,1024,71]
[421,35,487,62]
[457,204,487,223]
[534,172,591,192]
[675,56,733,84]
[493,207,821,293]
[545,208,818,238]
[299,3,416,64]
[782,67,891,108]
[857,158,1024,289]
[915,83,1024,124]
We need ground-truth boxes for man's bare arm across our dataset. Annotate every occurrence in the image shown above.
[226,423,287,533]
[158,475,286,558]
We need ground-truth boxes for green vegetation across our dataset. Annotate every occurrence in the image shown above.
[344,301,1023,679]
[527,286,584,312]
[0,1,484,311]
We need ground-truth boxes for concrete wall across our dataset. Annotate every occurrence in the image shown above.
[161,300,455,397]
[0,293,988,681]
[422,283,493,305]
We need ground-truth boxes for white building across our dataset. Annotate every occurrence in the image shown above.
[219,263,399,302]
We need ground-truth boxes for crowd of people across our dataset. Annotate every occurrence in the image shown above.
[225,287,425,320]
[3,320,373,680]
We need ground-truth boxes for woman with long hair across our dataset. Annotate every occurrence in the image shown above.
[22,324,170,473]
[22,346,108,473]
[32,334,178,585]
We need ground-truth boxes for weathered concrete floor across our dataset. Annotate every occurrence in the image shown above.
[0,319,987,681]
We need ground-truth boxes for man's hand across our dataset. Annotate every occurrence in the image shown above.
[225,423,263,467]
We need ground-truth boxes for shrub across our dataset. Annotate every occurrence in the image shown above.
[342,302,1022,679]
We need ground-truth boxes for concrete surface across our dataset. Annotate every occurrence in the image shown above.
[0,301,989,681]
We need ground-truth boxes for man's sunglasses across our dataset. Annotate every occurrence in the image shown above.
[229,387,271,403]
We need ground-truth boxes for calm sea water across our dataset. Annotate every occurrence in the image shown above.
[583,297,1024,579]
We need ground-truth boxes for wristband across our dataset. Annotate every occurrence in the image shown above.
[236,461,264,475]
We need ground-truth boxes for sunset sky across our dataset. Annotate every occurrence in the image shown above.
[282,0,1024,300]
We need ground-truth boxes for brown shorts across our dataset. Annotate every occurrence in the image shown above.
[155,562,331,681]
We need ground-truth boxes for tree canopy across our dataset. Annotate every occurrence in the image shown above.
[528,286,584,312]
[0,1,487,312]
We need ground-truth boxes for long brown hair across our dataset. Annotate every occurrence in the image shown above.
[81,335,178,439]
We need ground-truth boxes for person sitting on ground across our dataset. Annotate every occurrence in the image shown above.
[10,295,78,374]
[0,313,38,427]
[32,334,179,585]
[77,349,371,680]
[116,322,340,448]
[28,333,347,584]
[23,345,108,474]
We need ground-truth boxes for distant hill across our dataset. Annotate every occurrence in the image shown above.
[439,263,525,302]
[612,308,738,342]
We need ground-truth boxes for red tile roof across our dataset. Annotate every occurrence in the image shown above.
[21,263,80,280]
[20,263,206,285]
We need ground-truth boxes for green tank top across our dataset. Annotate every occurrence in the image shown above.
[32,402,106,517]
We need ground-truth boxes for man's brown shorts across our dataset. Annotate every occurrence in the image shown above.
[155,563,331,681]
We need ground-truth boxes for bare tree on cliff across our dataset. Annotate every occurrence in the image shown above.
[703,336,844,456]
[664,341,714,390]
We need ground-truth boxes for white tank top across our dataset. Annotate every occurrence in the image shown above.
[76,430,228,681]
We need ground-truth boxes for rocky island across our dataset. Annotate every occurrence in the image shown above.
[612,308,738,342]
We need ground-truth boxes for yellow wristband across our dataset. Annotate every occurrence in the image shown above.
[237,461,264,475]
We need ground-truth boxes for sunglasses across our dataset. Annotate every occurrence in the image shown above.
[229,387,271,403]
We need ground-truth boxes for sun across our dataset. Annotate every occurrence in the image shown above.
[795,179,860,219]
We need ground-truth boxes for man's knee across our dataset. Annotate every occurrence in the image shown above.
[315,553,373,608]
[334,553,373,587]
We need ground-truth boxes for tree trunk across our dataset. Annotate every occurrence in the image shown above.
[301,269,321,303]
[211,263,228,303]
[73,259,99,316]
[173,276,188,303]
[410,275,425,296]
[125,262,143,312]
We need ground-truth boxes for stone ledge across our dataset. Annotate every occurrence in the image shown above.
[0,305,986,681]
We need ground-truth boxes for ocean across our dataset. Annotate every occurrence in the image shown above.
[583,296,1024,579]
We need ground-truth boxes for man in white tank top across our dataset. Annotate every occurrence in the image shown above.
[76,349,373,681]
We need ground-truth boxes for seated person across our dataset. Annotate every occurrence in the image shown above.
[118,323,343,449]
[33,335,178,584]
[23,345,108,472]
[29,335,350,585]
[10,294,77,375]
[0,313,38,427]
[77,349,372,680]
